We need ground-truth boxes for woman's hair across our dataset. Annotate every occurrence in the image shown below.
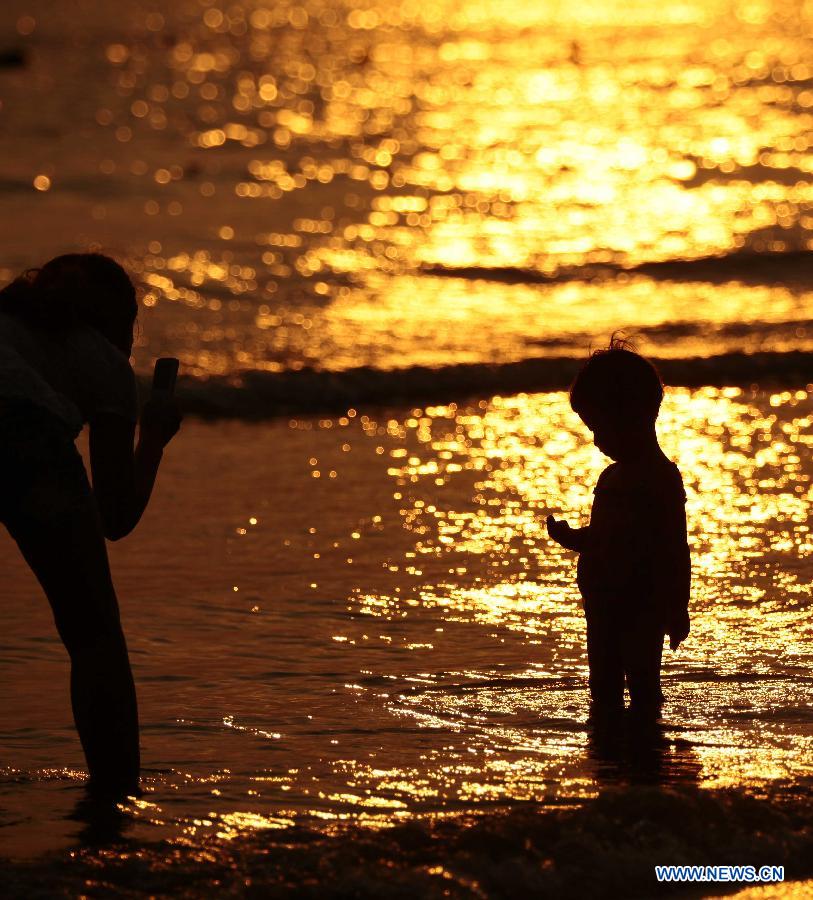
[0,253,137,350]
[570,336,663,424]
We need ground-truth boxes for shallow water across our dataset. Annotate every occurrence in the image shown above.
[1,388,810,861]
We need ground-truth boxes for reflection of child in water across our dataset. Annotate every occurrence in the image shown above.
[547,340,690,717]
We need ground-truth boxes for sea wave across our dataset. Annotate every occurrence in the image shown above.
[152,351,813,418]
[525,320,812,349]
[421,250,813,287]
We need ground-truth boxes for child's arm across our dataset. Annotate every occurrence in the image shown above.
[546,516,589,553]
[663,535,691,650]
[650,486,691,650]
[667,605,690,650]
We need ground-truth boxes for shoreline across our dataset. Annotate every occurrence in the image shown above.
[156,351,813,419]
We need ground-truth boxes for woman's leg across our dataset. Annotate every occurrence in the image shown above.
[7,486,140,796]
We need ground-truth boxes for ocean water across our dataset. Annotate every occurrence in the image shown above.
[1,0,812,893]
[1,0,813,379]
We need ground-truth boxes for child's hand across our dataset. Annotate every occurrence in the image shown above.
[667,611,690,651]
[547,515,574,548]
[547,516,588,552]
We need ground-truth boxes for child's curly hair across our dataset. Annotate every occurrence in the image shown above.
[570,335,664,424]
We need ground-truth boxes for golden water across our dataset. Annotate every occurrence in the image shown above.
[1,389,810,856]
[0,0,811,887]
[1,0,813,373]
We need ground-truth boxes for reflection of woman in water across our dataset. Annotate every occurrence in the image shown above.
[0,254,180,797]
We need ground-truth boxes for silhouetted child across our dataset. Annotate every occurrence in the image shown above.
[547,341,690,718]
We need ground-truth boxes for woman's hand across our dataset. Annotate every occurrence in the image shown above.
[138,395,182,451]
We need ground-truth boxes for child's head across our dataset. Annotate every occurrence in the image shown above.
[569,338,663,460]
[0,253,138,355]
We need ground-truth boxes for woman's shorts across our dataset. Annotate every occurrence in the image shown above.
[0,400,91,532]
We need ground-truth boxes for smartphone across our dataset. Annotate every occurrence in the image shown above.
[152,357,179,395]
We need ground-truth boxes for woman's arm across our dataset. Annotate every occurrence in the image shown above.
[89,397,181,540]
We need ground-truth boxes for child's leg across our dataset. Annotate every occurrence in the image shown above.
[623,623,664,716]
[585,606,625,714]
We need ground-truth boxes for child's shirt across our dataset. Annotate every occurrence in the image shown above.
[576,454,690,631]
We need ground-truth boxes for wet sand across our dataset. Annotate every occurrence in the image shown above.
[3,788,812,898]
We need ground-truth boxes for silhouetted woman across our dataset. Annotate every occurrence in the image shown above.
[0,253,180,797]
